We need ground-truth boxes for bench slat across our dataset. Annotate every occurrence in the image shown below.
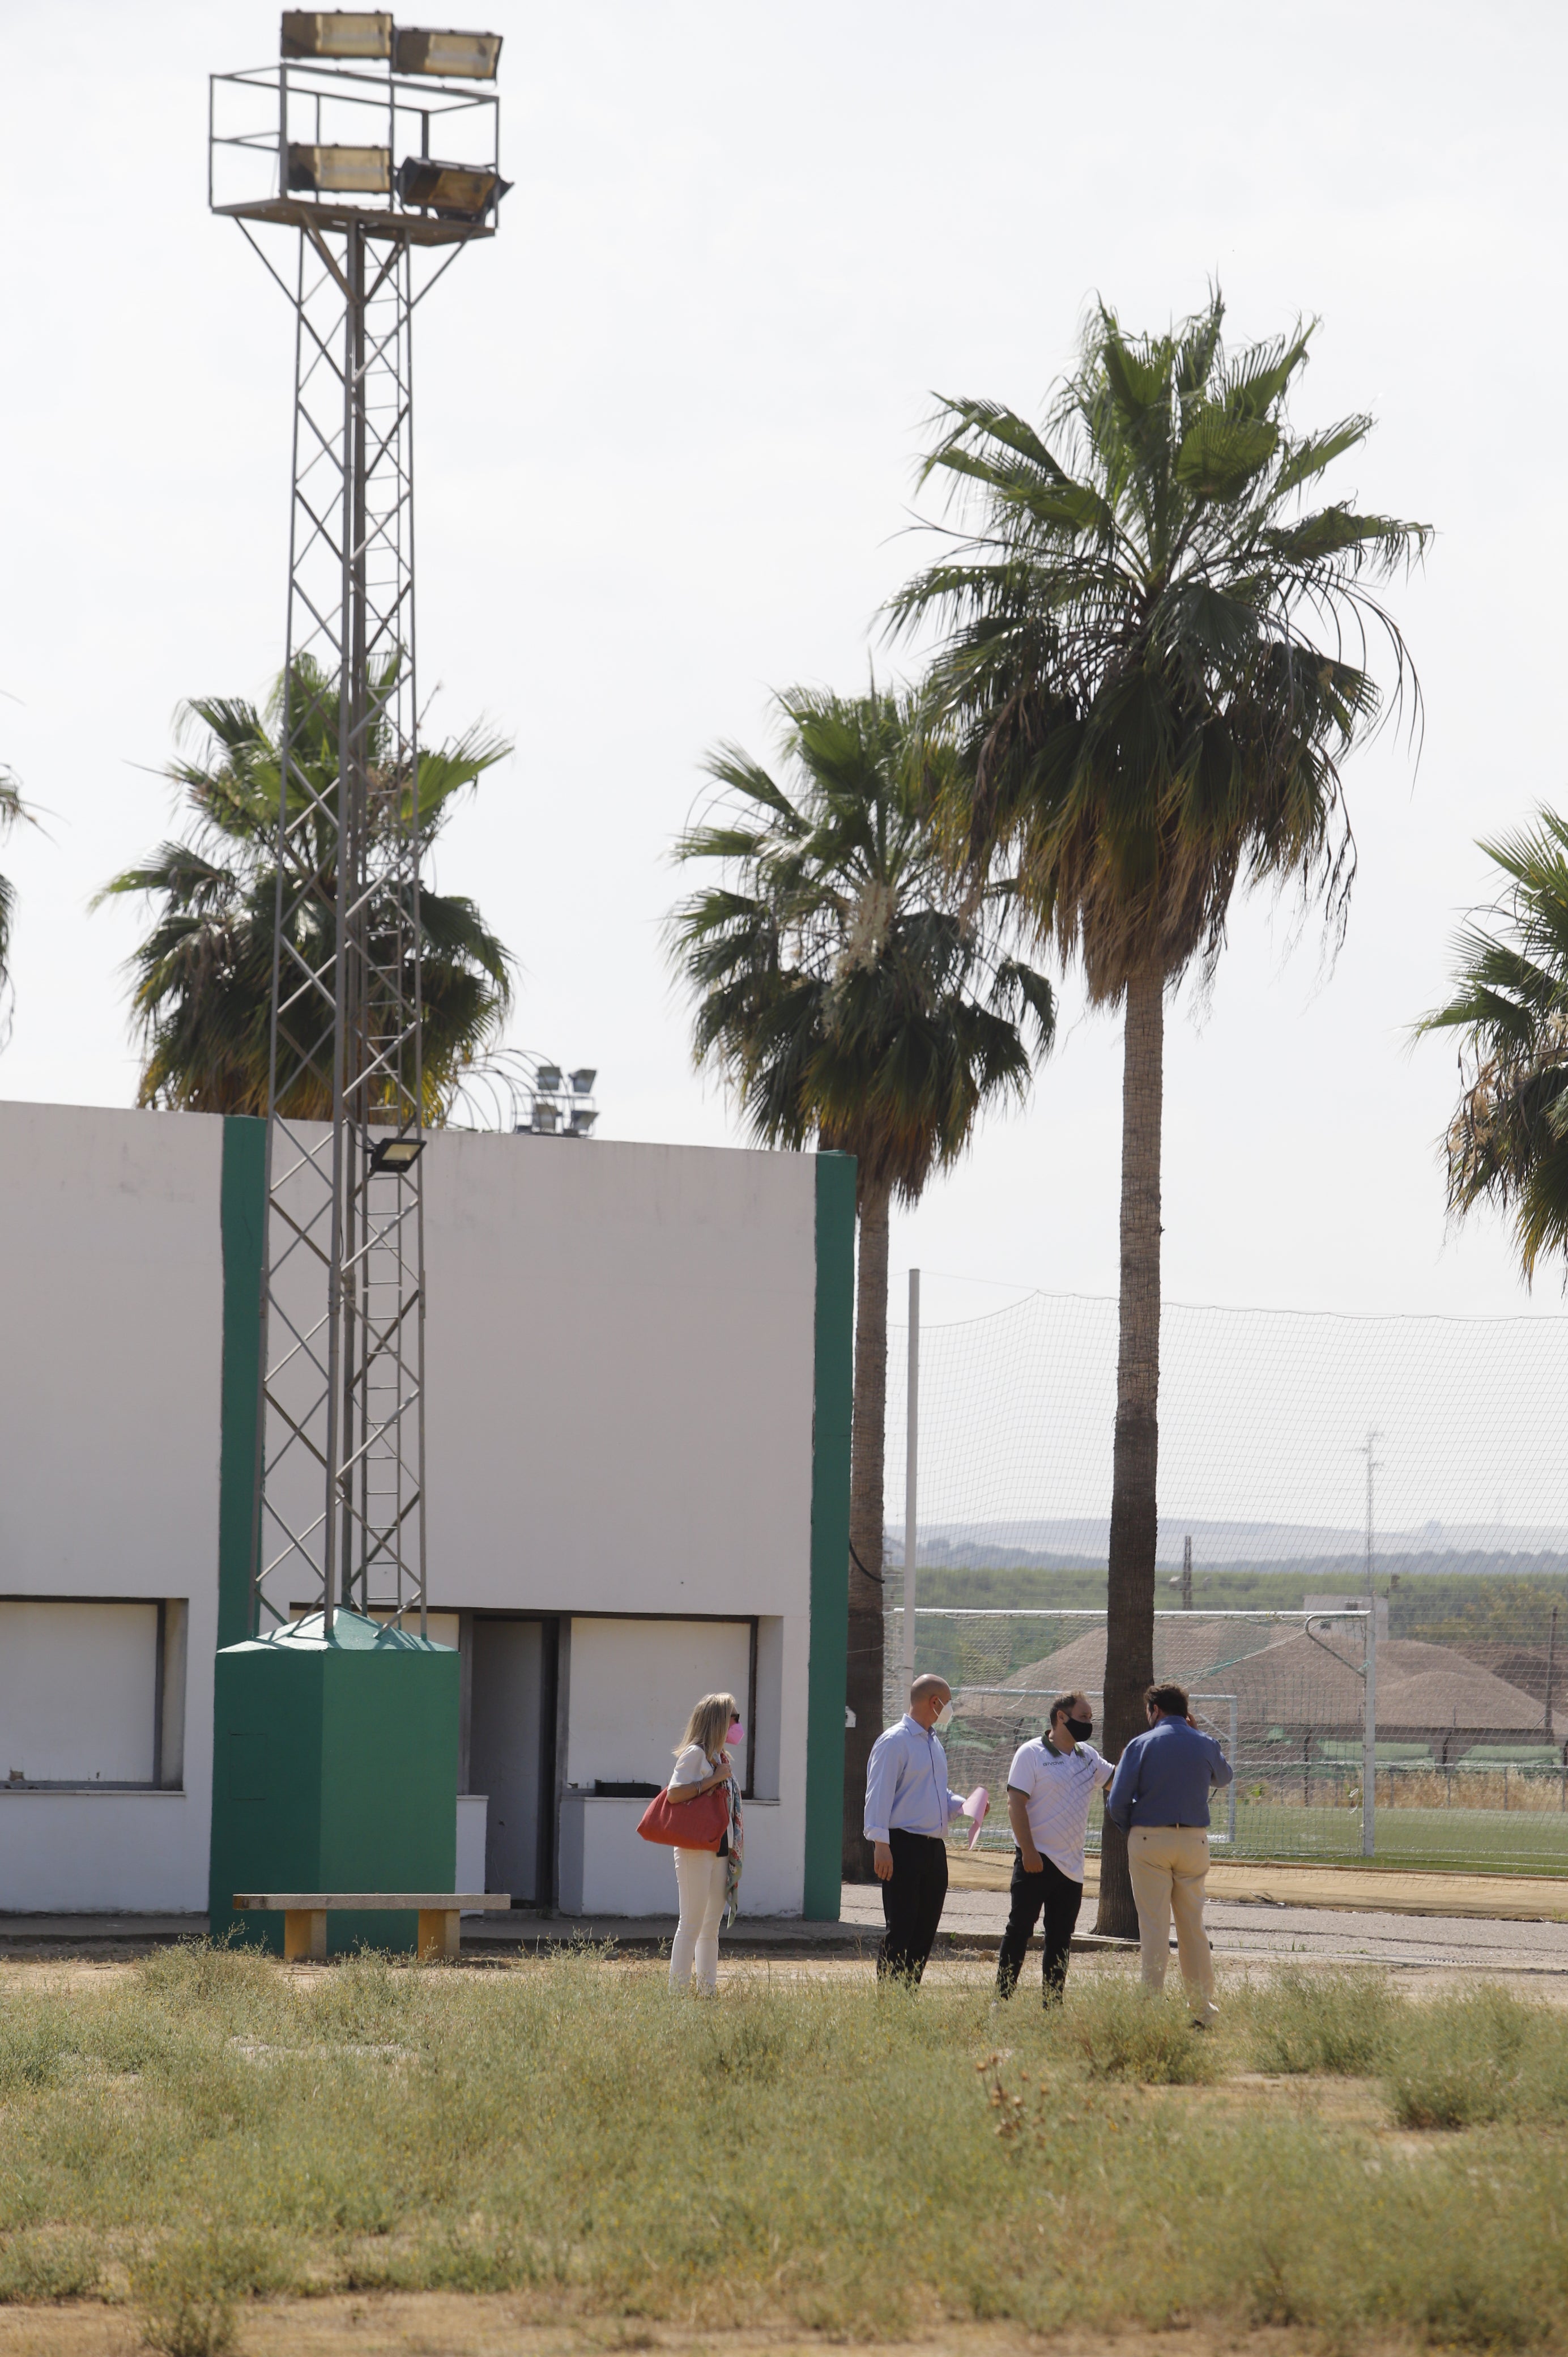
[233,1893,511,1911]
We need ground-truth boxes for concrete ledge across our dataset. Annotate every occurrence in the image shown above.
[458,1913,1135,1958]
[0,1914,209,1948]
[0,1910,1137,1959]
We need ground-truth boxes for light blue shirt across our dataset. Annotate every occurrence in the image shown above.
[863,1714,966,1844]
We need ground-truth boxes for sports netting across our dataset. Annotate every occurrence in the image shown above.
[882,1291,1568,1875]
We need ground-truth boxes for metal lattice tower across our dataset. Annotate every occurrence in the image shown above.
[210,19,507,1636]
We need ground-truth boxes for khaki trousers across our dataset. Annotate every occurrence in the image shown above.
[1127,1824,1216,2016]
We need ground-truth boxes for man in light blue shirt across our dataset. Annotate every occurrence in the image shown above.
[1105,1681,1234,2023]
[863,1674,967,1982]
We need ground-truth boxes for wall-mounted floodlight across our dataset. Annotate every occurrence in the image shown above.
[569,1068,596,1095]
[289,143,391,195]
[282,10,393,58]
[369,1133,424,1173]
[397,156,509,221]
[394,26,502,78]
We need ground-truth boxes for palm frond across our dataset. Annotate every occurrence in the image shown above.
[97,662,514,1115]
[667,686,1055,1202]
[887,295,1428,1005]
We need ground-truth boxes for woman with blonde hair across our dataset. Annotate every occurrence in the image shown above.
[666,1690,744,1993]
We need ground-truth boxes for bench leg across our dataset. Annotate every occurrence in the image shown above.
[284,1909,327,1962]
[417,1908,459,1962]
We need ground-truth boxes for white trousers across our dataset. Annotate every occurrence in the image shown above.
[670,1847,728,1993]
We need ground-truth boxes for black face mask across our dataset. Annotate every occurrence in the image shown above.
[1064,1717,1093,1741]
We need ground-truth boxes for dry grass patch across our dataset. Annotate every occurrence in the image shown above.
[2,1948,1568,2346]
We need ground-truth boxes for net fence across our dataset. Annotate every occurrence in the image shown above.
[881,1291,1568,1876]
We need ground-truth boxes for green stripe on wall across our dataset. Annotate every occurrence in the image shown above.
[218,1116,267,1650]
[803,1150,855,1921]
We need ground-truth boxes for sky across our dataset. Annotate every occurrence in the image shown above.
[3,0,1566,1338]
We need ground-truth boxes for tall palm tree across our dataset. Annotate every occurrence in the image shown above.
[1419,812,1568,1279]
[96,657,513,1117]
[889,292,1428,1933]
[0,769,38,1035]
[668,684,1055,1877]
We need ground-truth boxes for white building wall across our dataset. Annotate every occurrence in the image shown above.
[419,1131,818,1916]
[0,1109,822,1918]
[0,1103,224,1911]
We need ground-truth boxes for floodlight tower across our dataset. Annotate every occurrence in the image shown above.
[210,12,508,1641]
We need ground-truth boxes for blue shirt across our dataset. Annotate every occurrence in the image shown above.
[1105,1714,1233,1832]
[863,1714,966,1843]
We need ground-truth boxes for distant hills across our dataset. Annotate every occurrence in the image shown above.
[885,1517,1568,1578]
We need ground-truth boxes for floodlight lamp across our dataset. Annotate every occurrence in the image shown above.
[288,143,391,195]
[531,1103,560,1134]
[396,155,510,222]
[369,1133,424,1173]
[569,1067,596,1095]
[282,10,393,59]
[393,25,503,78]
[567,1107,598,1137]
[535,1065,563,1093]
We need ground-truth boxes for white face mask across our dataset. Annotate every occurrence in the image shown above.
[932,1701,954,1735]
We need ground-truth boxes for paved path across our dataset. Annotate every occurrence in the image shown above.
[840,1882,1568,1974]
[9,1894,1568,1976]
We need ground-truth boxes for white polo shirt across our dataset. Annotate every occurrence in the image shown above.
[1007,1736,1113,1883]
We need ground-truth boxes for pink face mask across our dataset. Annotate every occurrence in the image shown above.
[726,1720,744,1746]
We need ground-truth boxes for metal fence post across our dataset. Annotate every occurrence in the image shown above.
[1229,1695,1238,1845]
[1362,1603,1377,1858]
[902,1269,919,1696]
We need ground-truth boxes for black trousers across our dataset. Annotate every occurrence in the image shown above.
[877,1830,949,1983]
[995,1849,1084,2002]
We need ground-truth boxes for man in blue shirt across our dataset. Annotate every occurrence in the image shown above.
[1104,1681,1233,2024]
[863,1674,968,1982]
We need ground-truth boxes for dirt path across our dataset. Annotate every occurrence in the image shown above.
[0,2301,1374,2357]
[947,1852,1568,1920]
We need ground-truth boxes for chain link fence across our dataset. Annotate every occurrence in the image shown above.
[876,1283,1568,1879]
[885,1604,1568,1873]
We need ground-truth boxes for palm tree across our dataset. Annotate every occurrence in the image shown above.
[0,769,39,1035]
[889,292,1428,1933]
[668,684,1055,1877]
[1419,812,1568,1279]
[96,657,513,1117]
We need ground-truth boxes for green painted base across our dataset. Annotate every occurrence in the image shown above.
[208,1609,459,1954]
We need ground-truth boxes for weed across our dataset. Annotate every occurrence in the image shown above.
[1384,1984,1568,2128]
[1050,1975,1221,2083]
[0,2233,99,2303]
[128,2228,257,2357]
[0,1997,71,2094]
[1245,1967,1397,2075]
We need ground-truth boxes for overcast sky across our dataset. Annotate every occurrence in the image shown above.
[3,1,1565,1333]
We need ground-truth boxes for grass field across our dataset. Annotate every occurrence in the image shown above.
[6,1946,1568,2351]
[964,1797,1568,1875]
[1226,1802,1568,1873]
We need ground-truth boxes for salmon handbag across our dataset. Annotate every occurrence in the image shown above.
[637,1783,728,1850]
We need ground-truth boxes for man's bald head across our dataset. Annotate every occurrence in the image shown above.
[909,1674,952,1729]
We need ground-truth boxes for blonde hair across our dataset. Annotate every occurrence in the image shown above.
[675,1692,741,1760]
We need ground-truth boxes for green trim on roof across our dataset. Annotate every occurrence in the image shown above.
[803,1151,855,1922]
[217,1117,267,1651]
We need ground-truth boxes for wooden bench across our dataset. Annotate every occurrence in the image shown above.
[232,1892,513,1962]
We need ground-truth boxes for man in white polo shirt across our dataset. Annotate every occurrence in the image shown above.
[995,1689,1113,2005]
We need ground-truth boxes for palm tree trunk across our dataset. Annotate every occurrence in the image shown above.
[1095,966,1164,1939]
[843,1172,892,1881]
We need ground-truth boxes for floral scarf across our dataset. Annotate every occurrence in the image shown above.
[721,1768,744,1928]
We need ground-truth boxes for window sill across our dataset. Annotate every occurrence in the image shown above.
[0,1784,186,1797]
